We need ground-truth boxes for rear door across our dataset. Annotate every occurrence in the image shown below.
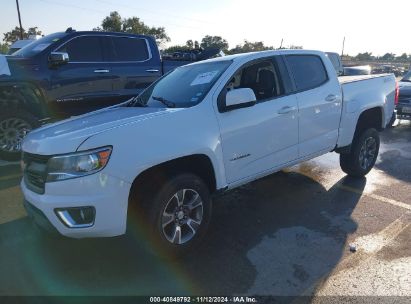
[107,36,162,101]
[49,35,115,116]
[285,54,342,158]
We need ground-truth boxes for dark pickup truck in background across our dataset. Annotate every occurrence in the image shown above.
[397,70,411,122]
[0,28,219,160]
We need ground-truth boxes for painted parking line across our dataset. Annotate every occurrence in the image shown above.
[315,212,411,296]
[338,184,411,211]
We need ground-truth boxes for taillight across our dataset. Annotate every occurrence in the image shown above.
[395,81,399,105]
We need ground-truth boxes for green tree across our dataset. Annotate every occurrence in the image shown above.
[200,35,229,51]
[355,52,374,61]
[101,11,122,32]
[228,40,274,54]
[3,26,42,45]
[98,11,170,46]
[397,53,408,61]
[381,53,395,61]
[185,40,200,49]
[0,43,9,54]
[163,45,191,53]
[186,39,194,49]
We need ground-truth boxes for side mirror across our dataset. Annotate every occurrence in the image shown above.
[49,52,69,66]
[221,88,256,112]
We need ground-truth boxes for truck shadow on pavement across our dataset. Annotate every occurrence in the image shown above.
[0,171,366,298]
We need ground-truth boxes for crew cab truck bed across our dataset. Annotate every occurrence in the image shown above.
[20,50,396,256]
[336,74,396,149]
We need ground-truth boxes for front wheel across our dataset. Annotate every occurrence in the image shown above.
[340,128,380,177]
[0,110,39,161]
[130,173,212,257]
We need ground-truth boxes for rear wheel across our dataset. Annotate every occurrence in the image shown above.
[340,128,380,177]
[129,173,212,257]
[0,110,39,161]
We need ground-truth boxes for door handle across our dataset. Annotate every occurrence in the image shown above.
[278,106,296,114]
[146,69,160,73]
[325,94,337,102]
[94,69,110,73]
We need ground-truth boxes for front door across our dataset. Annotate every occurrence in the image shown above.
[49,35,115,117]
[216,57,299,184]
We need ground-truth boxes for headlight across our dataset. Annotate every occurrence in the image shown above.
[46,147,112,182]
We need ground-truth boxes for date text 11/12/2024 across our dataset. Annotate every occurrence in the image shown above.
[149,296,257,303]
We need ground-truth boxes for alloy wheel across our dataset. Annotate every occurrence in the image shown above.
[0,118,31,153]
[161,188,204,245]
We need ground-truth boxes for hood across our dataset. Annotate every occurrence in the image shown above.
[0,55,38,80]
[22,106,179,155]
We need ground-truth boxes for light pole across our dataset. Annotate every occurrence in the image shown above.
[16,0,24,40]
[341,36,345,57]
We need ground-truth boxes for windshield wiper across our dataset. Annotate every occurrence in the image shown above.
[128,95,147,107]
[152,96,176,108]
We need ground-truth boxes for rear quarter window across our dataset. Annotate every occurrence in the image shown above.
[286,55,328,91]
[111,37,149,62]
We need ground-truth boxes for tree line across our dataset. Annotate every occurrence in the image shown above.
[1,11,409,61]
[343,52,411,62]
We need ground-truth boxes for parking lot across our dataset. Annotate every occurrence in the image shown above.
[0,121,410,298]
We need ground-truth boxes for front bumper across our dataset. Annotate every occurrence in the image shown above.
[24,199,59,234]
[21,172,132,238]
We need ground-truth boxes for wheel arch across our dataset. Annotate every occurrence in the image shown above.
[128,154,218,204]
[336,106,383,154]
[355,106,384,133]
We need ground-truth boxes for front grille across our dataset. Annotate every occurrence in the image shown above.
[23,152,51,194]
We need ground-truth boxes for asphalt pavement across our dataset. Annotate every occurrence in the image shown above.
[0,121,410,300]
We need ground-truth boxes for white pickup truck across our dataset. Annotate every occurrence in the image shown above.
[21,50,397,254]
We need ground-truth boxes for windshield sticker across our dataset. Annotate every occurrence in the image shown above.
[32,43,51,52]
[52,38,60,42]
[191,97,199,102]
[190,71,219,86]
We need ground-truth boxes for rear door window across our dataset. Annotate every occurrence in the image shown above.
[110,37,149,62]
[57,36,103,62]
[286,55,328,91]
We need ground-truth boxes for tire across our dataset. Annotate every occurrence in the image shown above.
[340,128,380,177]
[128,173,212,257]
[0,109,40,161]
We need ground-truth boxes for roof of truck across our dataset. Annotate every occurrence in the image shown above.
[189,49,325,66]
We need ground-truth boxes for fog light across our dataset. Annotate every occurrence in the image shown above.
[55,207,95,228]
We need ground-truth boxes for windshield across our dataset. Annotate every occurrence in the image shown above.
[13,32,67,57]
[401,70,411,82]
[133,60,232,108]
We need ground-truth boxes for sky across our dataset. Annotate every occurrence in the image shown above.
[1,0,410,56]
